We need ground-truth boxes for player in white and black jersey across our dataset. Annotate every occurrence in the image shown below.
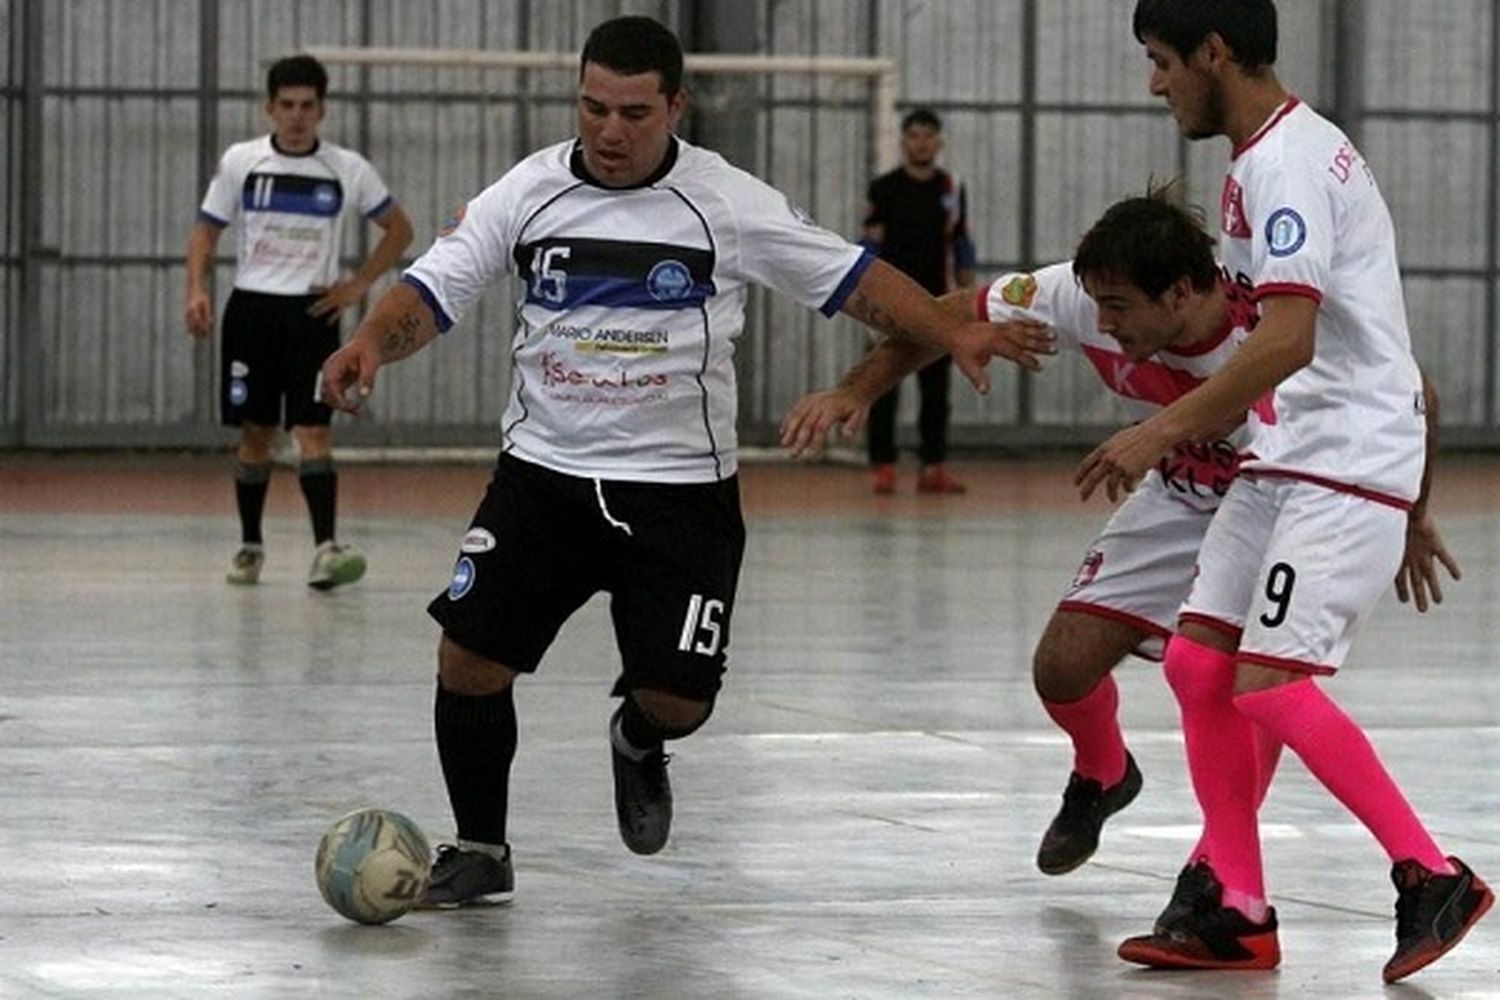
[185,54,412,589]
[1074,1,1490,981]
[317,16,1053,906]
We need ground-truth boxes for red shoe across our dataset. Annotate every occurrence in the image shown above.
[1383,856,1494,983]
[916,464,966,494]
[871,463,897,495]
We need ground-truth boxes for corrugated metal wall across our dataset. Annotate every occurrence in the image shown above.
[5,0,1499,449]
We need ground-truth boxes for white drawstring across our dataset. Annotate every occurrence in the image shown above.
[594,479,633,535]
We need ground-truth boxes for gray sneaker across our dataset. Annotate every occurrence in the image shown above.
[307,542,366,590]
[226,545,265,585]
[417,843,514,908]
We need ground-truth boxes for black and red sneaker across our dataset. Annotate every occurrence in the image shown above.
[1118,861,1281,970]
[1383,855,1493,984]
[1035,752,1143,875]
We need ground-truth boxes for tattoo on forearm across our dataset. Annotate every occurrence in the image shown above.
[845,290,902,337]
[380,310,424,360]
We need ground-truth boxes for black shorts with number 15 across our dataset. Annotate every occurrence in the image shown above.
[427,453,746,702]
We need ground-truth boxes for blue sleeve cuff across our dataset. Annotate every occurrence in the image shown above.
[366,195,394,220]
[198,209,229,228]
[400,273,454,333]
[819,248,878,318]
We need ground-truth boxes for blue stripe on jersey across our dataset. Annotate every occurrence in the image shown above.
[820,247,877,317]
[400,274,454,333]
[524,275,713,312]
[241,174,345,218]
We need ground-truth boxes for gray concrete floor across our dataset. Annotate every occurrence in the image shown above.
[2,457,1498,999]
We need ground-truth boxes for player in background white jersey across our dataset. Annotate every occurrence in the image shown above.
[1074,1,1490,981]
[318,16,1053,907]
[185,54,413,589]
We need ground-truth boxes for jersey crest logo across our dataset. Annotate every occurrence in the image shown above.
[313,184,338,208]
[1265,207,1307,257]
[1070,549,1104,591]
[1221,177,1252,238]
[1000,274,1038,308]
[647,260,694,302]
[438,204,466,238]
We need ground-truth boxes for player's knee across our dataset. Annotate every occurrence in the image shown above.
[1032,637,1107,703]
[629,688,713,740]
[1162,635,1234,706]
[437,634,516,696]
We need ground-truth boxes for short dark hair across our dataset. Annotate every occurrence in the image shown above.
[1132,0,1278,70]
[1072,182,1218,298]
[267,54,329,100]
[580,16,684,97]
[901,107,942,133]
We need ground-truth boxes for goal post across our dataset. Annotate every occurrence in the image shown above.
[302,46,900,173]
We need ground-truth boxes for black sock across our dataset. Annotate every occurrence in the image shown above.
[298,457,337,545]
[234,462,271,545]
[435,681,516,846]
[616,695,666,751]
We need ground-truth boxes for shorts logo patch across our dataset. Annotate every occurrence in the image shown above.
[646,260,693,302]
[448,556,476,600]
[1266,207,1307,257]
[230,360,250,378]
[229,378,249,406]
[1000,274,1038,308]
[1070,549,1104,591]
[460,528,496,553]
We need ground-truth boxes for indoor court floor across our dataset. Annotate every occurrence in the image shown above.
[2,452,1498,999]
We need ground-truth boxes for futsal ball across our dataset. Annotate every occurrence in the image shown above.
[314,807,431,925]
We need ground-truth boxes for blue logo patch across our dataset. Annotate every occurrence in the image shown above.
[229,378,249,406]
[646,260,693,302]
[1266,207,1307,257]
[448,556,476,600]
[314,184,338,206]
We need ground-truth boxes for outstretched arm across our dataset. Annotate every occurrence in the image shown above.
[841,259,1051,394]
[318,281,438,412]
[1394,369,1461,611]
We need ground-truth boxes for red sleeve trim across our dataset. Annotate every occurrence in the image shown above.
[1236,650,1338,677]
[1252,282,1323,305]
[1177,612,1243,643]
[975,284,992,322]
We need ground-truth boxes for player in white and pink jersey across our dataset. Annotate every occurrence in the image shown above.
[1078,0,1491,982]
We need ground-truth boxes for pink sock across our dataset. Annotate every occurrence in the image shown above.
[1042,675,1128,787]
[1163,635,1266,908]
[1190,723,1283,863]
[1234,681,1453,874]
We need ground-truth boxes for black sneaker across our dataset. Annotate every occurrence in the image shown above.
[417,843,514,908]
[1119,899,1281,970]
[1036,752,1142,875]
[1383,855,1494,983]
[611,713,672,855]
[1154,858,1220,934]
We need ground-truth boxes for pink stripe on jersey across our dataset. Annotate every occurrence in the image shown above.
[1080,345,1206,407]
[1232,96,1302,160]
[1244,469,1414,511]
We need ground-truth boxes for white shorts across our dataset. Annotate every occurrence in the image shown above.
[1179,474,1406,675]
[1059,471,1216,661]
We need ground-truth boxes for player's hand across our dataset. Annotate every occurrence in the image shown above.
[308,279,371,324]
[780,388,870,458]
[319,338,381,413]
[1075,419,1175,503]
[1394,510,1462,612]
[185,291,214,339]
[947,319,1055,394]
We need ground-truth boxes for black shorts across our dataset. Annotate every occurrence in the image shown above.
[428,453,746,702]
[220,289,339,429]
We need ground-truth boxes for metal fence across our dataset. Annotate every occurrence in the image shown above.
[3,0,1499,449]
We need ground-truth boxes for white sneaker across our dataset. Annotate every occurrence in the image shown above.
[308,541,366,590]
[226,545,265,585]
